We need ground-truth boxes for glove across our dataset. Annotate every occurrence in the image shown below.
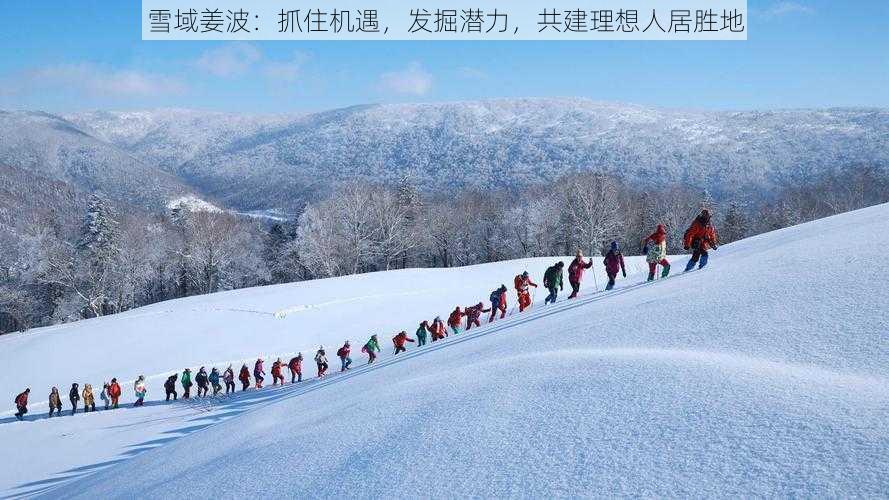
[683,245,690,251]
[622,271,627,278]
[712,244,718,250]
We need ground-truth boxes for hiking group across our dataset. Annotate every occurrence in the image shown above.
[11,211,718,421]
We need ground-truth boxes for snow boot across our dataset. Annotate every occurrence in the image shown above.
[647,271,655,282]
[661,263,671,278]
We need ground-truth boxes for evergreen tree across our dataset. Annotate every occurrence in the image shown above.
[78,195,120,260]
[721,201,750,244]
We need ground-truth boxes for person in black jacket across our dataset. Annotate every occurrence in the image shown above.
[69,383,80,416]
[195,367,209,397]
[164,374,178,401]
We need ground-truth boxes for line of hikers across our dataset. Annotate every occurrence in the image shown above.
[11,211,718,421]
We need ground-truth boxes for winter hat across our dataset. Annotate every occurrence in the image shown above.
[610,241,619,251]
[557,261,565,268]
[656,224,665,233]
[435,316,442,322]
[522,271,529,277]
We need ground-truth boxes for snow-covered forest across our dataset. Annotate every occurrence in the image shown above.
[2,163,887,334]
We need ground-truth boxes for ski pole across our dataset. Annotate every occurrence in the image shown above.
[591,263,599,292]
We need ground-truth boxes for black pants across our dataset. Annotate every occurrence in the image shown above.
[241,380,249,391]
[568,280,581,298]
[198,384,208,397]
[85,403,95,412]
[212,383,221,395]
[183,385,191,398]
[49,405,61,417]
[70,400,78,415]
[166,389,178,401]
[14,406,27,419]
[394,346,406,355]
[290,371,302,383]
[225,381,235,393]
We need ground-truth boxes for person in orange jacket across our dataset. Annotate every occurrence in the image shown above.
[426,316,447,341]
[683,209,719,271]
[642,224,670,281]
[514,271,538,312]
[447,307,465,335]
[13,388,29,420]
[392,331,415,354]
[271,358,285,385]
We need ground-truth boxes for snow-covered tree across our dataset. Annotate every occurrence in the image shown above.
[561,173,623,255]
[721,201,750,244]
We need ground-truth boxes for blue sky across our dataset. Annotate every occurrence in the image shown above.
[0,0,886,113]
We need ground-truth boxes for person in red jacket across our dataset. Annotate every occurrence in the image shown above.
[603,241,627,291]
[464,302,491,331]
[108,378,122,409]
[642,224,671,281]
[683,209,720,271]
[514,271,538,312]
[337,342,352,371]
[238,364,251,391]
[447,307,465,335]
[288,354,303,383]
[567,250,594,299]
[426,316,447,341]
[392,331,415,354]
[271,358,285,385]
[13,388,29,420]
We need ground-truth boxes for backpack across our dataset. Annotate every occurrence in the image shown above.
[337,347,347,357]
[489,289,502,305]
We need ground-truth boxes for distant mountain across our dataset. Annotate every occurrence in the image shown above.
[69,99,889,212]
[0,111,191,211]
[65,109,290,171]
[2,99,884,215]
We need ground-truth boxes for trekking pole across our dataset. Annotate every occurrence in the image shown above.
[591,263,599,292]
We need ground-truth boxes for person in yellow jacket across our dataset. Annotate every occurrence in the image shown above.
[82,384,96,412]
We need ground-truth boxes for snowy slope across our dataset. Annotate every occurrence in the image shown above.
[2,204,889,498]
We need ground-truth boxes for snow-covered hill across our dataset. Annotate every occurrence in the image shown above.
[0,111,190,210]
[65,108,290,171]
[63,99,889,211]
[1,204,888,497]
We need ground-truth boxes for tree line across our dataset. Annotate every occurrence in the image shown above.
[1,164,886,334]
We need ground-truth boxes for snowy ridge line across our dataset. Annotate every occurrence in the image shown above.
[0,267,677,418]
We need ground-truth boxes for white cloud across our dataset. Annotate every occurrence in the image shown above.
[194,43,263,78]
[761,1,815,18]
[379,63,433,96]
[262,51,309,84]
[5,64,187,97]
